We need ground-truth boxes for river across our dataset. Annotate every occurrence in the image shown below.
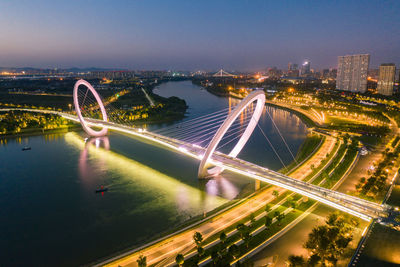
[0,80,308,266]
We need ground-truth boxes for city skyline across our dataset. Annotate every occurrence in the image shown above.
[1,0,400,70]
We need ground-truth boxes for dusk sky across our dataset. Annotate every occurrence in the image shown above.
[1,0,399,71]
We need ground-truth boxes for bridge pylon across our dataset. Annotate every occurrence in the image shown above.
[73,79,108,137]
[198,90,265,178]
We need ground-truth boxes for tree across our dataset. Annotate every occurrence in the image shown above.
[272,190,279,199]
[197,246,205,257]
[265,204,271,213]
[274,210,280,218]
[302,212,355,266]
[236,223,252,248]
[219,232,227,244]
[193,231,203,247]
[136,255,147,267]
[290,200,297,211]
[355,182,362,191]
[249,213,256,228]
[175,254,184,266]
[287,255,305,266]
[265,216,272,229]
[228,244,240,259]
[308,254,321,266]
[277,213,285,226]
[210,250,221,265]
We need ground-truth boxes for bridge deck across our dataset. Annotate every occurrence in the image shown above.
[2,109,394,223]
[87,117,389,222]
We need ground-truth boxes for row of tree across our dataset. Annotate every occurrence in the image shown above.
[174,200,291,266]
[0,111,72,135]
[288,212,358,267]
[356,135,400,199]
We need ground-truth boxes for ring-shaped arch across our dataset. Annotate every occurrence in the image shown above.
[73,79,108,137]
[198,90,265,178]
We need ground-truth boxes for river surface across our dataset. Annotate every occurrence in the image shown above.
[0,80,307,266]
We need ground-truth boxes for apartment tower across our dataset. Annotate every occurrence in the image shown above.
[336,54,370,93]
[377,63,396,96]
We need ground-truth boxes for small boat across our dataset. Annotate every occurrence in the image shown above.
[22,146,31,151]
[95,186,108,193]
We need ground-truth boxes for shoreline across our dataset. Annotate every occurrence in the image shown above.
[0,124,81,139]
[196,82,318,128]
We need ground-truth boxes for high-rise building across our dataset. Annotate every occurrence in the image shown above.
[300,61,310,76]
[322,69,330,78]
[267,67,282,78]
[336,54,370,93]
[377,63,396,96]
[287,69,299,77]
[288,62,298,71]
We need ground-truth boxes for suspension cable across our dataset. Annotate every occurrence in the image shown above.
[254,118,287,170]
[265,108,297,164]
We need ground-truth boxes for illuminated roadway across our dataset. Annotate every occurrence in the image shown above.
[2,107,399,226]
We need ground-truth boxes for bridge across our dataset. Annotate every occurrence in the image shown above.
[212,69,236,77]
[5,79,400,228]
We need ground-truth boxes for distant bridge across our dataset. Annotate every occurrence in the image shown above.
[213,69,235,77]
[3,79,400,228]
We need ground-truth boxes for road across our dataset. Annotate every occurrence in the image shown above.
[249,154,368,266]
[100,135,338,267]
[141,88,155,106]
[249,114,400,267]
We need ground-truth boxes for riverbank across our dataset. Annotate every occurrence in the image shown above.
[264,100,317,128]
[192,80,318,129]
[0,108,81,139]
[0,124,81,139]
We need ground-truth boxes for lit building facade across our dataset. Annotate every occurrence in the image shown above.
[377,63,396,96]
[336,54,370,93]
[300,61,310,76]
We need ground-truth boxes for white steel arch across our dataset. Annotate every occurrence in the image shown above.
[198,90,266,178]
[73,79,108,137]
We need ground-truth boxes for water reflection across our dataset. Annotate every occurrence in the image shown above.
[66,132,227,215]
[205,177,239,200]
[79,136,110,188]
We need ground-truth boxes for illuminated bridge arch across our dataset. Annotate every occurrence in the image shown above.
[73,79,108,137]
[198,90,266,178]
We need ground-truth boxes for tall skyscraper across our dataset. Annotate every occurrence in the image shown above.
[288,62,298,71]
[336,54,370,93]
[300,61,310,76]
[287,63,299,77]
[377,63,396,96]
